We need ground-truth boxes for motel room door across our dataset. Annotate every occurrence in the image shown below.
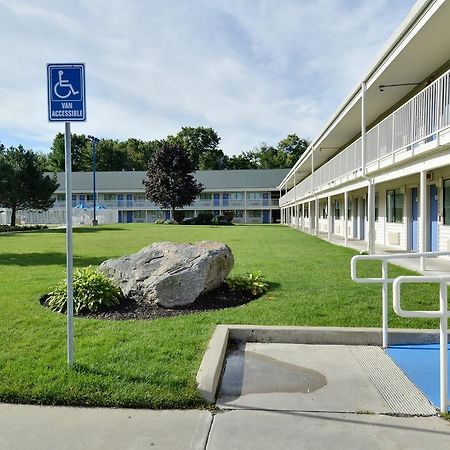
[410,187,419,251]
[429,185,438,251]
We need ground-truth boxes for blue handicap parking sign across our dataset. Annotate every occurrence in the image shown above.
[47,63,86,121]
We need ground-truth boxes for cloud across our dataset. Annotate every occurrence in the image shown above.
[0,0,416,155]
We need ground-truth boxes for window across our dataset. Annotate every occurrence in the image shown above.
[86,194,94,201]
[233,210,244,218]
[56,194,65,201]
[134,193,145,201]
[248,210,261,218]
[303,206,309,218]
[229,192,243,201]
[347,199,352,220]
[149,210,165,219]
[134,210,145,219]
[248,192,262,200]
[386,189,404,223]
[103,194,116,201]
[444,180,450,225]
[199,193,211,200]
[321,205,327,219]
[334,200,341,220]
[375,193,379,222]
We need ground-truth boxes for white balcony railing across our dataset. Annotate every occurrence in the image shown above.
[53,198,280,210]
[280,69,450,206]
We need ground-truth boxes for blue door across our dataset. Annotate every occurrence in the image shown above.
[126,194,133,207]
[222,193,229,207]
[359,199,365,240]
[118,194,124,207]
[72,194,77,207]
[263,210,270,224]
[263,193,269,207]
[79,194,85,208]
[429,185,438,251]
[118,211,122,223]
[213,193,220,207]
[165,211,171,220]
[411,188,419,251]
[126,211,133,223]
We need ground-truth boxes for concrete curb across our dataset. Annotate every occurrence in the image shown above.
[196,325,445,404]
[196,325,229,404]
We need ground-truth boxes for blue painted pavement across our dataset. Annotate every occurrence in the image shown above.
[386,344,450,410]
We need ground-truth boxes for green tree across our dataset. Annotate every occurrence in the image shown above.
[0,146,59,226]
[168,126,221,169]
[198,148,229,170]
[95,139,131,172]
[123,138,159,171]
[143,142,203,220]
[227,151,258,169]
[277,133,310,167]
[48,133,91,171]
[254,143,286,169]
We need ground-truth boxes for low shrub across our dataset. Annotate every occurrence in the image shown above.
[45,267,123,314]
[0,224,48,233]
[154,219,165,224]
[226,272,269,296]
[223,211,234,223]
[196,213,213,225]
[172,210,185,223]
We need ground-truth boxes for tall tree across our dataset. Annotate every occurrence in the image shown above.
[277,133,310,167]
[0,146,59,226]
[198,148,228,170]
[255,143,285,169]
[143,142,203,219]
[95,139,131,172]
[123,138,159,171]
[227,151,258,169]
[48,133,91,171]
[168,126,221,169]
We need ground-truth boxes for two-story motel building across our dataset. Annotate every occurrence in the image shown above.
[37,169,287,225]
[279,0,450,256]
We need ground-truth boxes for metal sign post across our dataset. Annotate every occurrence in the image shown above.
[64,123,74,366]
[47,63,86,367]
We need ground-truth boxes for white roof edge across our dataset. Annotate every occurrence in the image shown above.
[278,0,435,189]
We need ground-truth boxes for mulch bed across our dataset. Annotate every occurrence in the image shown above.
[40,284,259,321]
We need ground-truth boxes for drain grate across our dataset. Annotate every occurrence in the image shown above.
[350,346,436,416]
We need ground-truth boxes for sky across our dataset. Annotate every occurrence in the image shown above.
[0,0,417,156]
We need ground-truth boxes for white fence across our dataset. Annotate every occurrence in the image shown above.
[1,209,117,226]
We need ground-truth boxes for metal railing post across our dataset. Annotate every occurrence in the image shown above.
[382,260,389,348]
[392,274,450,413]
[439,279,448,413]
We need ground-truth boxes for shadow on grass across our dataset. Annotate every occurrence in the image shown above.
[74,362,152,384]
[266,281,282,293]
[0,252,110,267]
[44,226,127,234]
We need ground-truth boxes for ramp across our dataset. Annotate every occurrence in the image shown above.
[217,343,435,416]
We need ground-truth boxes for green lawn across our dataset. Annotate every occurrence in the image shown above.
[0,224,441,408]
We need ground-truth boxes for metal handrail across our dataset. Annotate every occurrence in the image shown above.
[393,275,449,413]
[351,251,450,348]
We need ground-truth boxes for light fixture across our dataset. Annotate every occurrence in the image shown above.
[378,82,420,92]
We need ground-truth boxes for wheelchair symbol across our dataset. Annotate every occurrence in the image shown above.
[53,70,79,99]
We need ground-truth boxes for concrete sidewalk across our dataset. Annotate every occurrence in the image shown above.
[322,232,450,276]
[1,403,449,450]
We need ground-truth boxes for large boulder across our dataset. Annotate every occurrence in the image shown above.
[98,241,234,307]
